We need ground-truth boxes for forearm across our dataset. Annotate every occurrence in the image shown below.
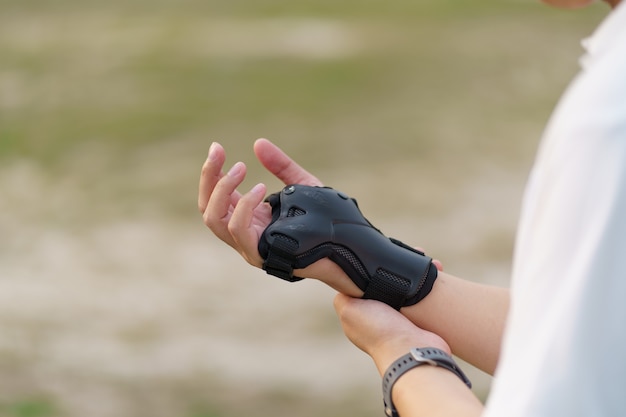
[200,142,507,375]
[401,272,509,375]
[300,262,508,374]
[392,365,484,417]
[371,338,483,417]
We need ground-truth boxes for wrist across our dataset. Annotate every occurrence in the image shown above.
[372,340,419,377]
[381,348,472,417]
[392,364,482,417]
[371,336,451,377]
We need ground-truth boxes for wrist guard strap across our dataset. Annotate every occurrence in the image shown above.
[257,185,438,310]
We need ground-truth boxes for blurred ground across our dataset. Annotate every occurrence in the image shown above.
[0,1,606,416]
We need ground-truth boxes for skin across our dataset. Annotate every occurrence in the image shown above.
[334,1,623,415]
[334,294,484,417]
[199,139,508,374]
[199,2,621,415]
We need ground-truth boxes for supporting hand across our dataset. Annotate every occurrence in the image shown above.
[333,293,451,375]
[334,294,483,417]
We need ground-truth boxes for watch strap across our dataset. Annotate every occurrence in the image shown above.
[382,347,472,417]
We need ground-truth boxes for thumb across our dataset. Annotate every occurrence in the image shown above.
[254,138,323,186]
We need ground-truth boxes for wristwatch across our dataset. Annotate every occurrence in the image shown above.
[382,347,472,417]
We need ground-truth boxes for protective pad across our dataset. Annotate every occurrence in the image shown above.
[258,185,438,310]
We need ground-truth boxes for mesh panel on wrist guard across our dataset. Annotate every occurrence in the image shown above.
[257,185,437,310]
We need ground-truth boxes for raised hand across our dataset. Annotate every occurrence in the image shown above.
[198,139,324,265]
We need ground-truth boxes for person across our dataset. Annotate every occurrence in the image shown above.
[198,0,626,415]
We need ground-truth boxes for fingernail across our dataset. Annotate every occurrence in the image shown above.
[208,142,218,161]
[251,183,265,195]
[227,162,243,177]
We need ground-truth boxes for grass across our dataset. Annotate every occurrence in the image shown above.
[0,3,604,169]
[0,399,56,417]
[0,1,609,416]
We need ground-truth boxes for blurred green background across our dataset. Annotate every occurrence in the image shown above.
[0,1,606,416]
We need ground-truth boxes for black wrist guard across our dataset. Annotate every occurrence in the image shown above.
[257,185,438,310]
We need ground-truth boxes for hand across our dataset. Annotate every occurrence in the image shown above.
[198,139,441,297]
[198,139,322,266]
[198,139,362,294]
[333,293,451,375]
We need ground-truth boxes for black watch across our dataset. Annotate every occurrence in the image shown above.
[382,347,472,417]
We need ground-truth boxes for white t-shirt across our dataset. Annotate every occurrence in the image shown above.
[484,4,626,416]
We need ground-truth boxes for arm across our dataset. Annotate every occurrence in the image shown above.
[404,272,508,375]
[333,294,484,417]
[296,261,507,374]
[198,139,508,374]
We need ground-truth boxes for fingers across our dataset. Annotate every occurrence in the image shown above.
[198,142,227,214]
[333,294,404,356]
[203,160,248,248]
[254,138,323,186]
[333,294,392,339]
[416,246,443,271]
[228,182,268,266]
[432,259,444,271]
[199,139,324,270]
[333,292,351,314]
[334,294,389,324]
[333,294,370,352]
[333,293,452,362]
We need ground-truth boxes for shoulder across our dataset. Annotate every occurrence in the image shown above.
[539,16,626,163]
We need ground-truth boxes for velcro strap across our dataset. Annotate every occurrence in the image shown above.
[390,237,424,255]
[261,234,304,282]
[362,269,412,311]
